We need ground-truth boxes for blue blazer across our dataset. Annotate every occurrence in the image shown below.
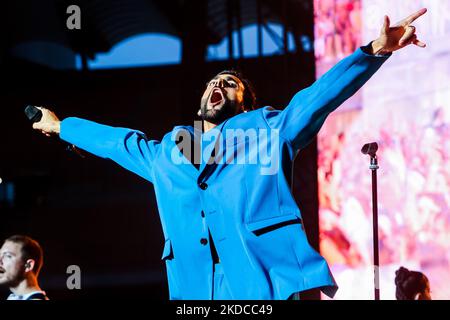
[61,47,390,299]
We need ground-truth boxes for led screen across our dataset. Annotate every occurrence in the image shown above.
[315,0,450,299]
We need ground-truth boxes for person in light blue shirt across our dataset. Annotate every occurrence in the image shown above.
[32,9,427,300]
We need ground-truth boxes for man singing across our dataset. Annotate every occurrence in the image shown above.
[31,9,427,299]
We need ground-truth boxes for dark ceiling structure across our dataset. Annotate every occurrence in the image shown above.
[3,0,314,69]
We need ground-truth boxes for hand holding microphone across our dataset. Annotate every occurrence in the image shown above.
[25,105,61,137]
[25,105,84,158]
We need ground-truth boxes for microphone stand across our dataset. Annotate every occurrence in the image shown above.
[370,154,380,300]
[362,143,380,300]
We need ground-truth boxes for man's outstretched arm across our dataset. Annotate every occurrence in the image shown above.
[265,8,427,151]
[32,108,160,183]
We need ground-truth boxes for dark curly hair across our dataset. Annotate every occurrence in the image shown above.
[216,70,257,112]
[395,266,431,300]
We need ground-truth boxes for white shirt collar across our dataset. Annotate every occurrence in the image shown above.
[7,290,47,300]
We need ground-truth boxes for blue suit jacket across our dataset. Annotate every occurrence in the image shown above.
[61,47,390,299]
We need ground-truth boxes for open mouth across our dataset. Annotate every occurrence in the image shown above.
[209,88,224,108]
[0,268,5,274]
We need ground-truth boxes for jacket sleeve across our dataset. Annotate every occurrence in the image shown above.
[264,46,391,150]
[60,117,160,183]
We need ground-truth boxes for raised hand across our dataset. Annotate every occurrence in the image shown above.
[372,8,427,55]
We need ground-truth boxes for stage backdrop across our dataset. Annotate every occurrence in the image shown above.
[315,0,450,299]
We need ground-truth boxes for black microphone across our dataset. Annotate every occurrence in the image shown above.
[24,105,43,123]
[361,142,378,157]
[25,105,85,158]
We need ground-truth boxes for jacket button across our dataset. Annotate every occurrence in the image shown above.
[199,182,208,190]
[200,238,208,245]
[201,210,205,218]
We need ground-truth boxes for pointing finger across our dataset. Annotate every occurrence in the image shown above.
[403,8,427,25]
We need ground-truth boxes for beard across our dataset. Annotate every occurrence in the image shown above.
[200,100,237,124]
[199,91,239,124]
[0,270,23,288]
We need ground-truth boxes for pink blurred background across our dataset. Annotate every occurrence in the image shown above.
[315,0,450,299]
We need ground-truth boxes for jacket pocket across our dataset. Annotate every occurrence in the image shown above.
[247,214,302,236]
[161,239,174,260]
